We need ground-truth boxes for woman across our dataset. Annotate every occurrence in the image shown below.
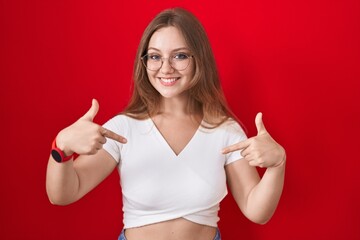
[46,8,286,240]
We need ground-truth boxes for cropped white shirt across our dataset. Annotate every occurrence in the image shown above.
[102,115,247,228]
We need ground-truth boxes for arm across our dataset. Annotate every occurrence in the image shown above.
[225,155,285,224]
[46,99,127,205]
[223,113,286,224]
[46,150,118,205]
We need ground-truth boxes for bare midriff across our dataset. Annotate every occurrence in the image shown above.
[124,218,217,240]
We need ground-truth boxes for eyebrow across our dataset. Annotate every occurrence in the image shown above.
[147,47,190,52]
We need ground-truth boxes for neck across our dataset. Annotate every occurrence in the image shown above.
[154,96,202,125]
[159,95,189,117]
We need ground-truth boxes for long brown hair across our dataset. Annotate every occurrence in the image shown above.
[122,7,238,128]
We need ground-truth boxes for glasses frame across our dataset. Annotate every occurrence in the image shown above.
[141,53,193,71]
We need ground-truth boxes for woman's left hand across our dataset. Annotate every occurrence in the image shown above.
[222,113,286,168]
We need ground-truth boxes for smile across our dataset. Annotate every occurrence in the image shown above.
[158,77,180,86]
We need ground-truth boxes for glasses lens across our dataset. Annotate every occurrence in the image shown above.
[142,54,192,71]
[171,53,191,71]
[143,55,161,71]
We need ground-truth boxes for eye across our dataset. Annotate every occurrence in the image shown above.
[173,53,189,60]
[147,54,161,61]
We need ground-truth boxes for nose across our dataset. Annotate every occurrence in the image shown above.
[160,58,175,74]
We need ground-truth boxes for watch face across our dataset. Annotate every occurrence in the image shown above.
[51,149,62,162]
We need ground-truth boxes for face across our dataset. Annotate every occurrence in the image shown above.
[145,26,195,99]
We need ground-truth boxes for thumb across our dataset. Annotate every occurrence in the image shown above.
[255,112,267,135]
[81,99,99,121]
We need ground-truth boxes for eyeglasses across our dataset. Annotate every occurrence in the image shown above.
[141,53,193,71]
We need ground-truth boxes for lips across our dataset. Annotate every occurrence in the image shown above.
[158,77,180,86]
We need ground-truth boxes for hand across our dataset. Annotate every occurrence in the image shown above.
[222,113,285,168]
[56,99,127,156]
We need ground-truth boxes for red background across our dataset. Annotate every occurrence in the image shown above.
[1,0,360,239]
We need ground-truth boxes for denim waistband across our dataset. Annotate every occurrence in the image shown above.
[118,228,221,240]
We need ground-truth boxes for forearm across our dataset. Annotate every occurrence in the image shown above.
[245,160,286,224]
[45,99,125,205]
[46,156,80,205]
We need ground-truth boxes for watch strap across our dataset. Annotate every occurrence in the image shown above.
[51,138,74,163]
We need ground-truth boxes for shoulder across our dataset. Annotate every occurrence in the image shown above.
[216,118,247,140]
[200,118,247,139]
[204,117,245,133]
[104,114,150,132]
[107,113,149,124]
[223,118,245,133]
[103,114,136,132]
[104,114,128,127]
[108,113,149,121]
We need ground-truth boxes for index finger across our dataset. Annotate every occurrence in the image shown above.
[101,127,127,144]
[222,139,250,154]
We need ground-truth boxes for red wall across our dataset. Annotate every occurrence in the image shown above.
[1,0,359,239]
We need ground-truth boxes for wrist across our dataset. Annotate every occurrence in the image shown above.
[272,148,286,168]
[55,131,74,156]
[51,137,74,163]
[273,158,286,168]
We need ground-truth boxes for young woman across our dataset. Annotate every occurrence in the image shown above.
[46,8,286,240]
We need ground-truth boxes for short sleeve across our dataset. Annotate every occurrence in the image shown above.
[223,120,248,165]
[102,115,127,163]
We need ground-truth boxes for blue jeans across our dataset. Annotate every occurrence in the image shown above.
[118,228,221,240]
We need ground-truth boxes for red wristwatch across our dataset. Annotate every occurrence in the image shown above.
[50,138,74,163]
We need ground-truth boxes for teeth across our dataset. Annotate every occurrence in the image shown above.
[160,78,177,83]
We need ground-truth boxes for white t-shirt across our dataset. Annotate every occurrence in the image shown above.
[102,115,247,228]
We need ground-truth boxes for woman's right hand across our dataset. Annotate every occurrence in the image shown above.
[55,99,127,157]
